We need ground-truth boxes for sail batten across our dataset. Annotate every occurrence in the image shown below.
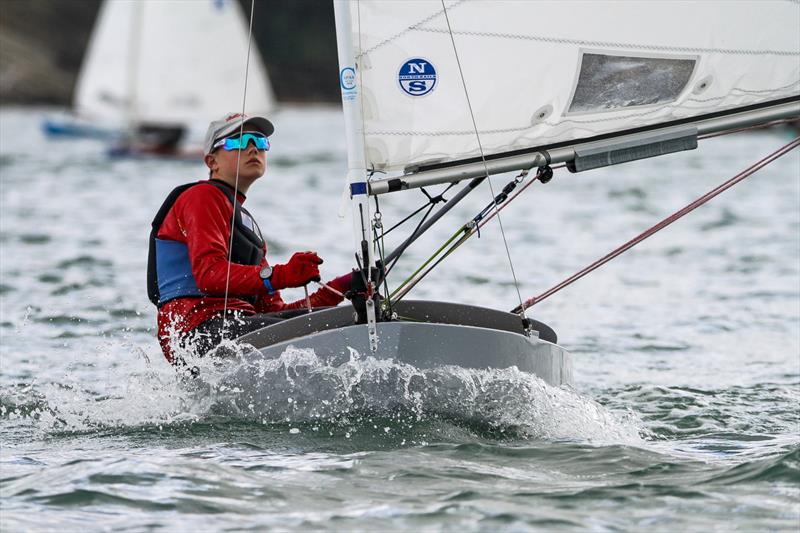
[349,0,800,174]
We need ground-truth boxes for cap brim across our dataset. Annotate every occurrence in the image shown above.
[216,116,275,140]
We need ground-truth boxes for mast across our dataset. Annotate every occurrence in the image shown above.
[333,0,379,351]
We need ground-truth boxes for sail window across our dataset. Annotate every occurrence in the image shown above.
[567,52,697,114]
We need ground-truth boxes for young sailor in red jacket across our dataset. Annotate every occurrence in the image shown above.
[147,112,351,366]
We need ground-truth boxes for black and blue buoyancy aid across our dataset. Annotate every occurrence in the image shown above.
[147,180,265,307]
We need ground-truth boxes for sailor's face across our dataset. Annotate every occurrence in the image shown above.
[209,128,267,180]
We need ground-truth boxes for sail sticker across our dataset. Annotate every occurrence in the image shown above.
[340,67,357,102]
[340,67,356,90]
[398,58,437,96]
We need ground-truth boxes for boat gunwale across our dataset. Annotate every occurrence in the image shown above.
[235,300,558,350]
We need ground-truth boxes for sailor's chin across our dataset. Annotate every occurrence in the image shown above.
[235,169,261,180]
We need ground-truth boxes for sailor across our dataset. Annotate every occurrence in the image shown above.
[147,112,351,366]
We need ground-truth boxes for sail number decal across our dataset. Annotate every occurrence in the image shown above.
[398,58,437,96]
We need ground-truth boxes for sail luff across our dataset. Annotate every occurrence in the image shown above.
[369,97,800,195]
[333,0,374,265]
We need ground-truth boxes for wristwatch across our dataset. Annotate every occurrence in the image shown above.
[260,265,275,294]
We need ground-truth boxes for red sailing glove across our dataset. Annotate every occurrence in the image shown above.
[323,272,353,297]
[269,252,323,290]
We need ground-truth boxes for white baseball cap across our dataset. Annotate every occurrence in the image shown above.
[203,112,274,154]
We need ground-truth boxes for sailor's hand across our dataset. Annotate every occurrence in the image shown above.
[270,251,323,289]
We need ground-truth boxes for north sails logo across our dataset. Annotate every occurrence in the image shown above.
[398,58,437,96]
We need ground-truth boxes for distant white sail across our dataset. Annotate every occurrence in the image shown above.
[347,0,800,172]
[74,0,275,125]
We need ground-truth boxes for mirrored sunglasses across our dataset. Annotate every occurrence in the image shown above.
[213,132,270,151]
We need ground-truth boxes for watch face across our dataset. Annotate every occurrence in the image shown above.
[260,266,273,279]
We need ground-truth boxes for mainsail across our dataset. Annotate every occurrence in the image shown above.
[74,0,275,125]
[334,0,800,346]
[342,0,799,180]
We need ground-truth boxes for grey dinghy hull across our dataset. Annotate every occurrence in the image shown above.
[236,301,573,386]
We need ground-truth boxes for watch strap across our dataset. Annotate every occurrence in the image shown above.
[262,277,276,295]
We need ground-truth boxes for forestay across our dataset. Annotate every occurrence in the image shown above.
[347,0,800,173]
[74,0,275,124]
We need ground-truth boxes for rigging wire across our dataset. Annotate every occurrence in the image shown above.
[376,183,456,280]
[512,135,800,313]
[221,0,257,331]
[376,185,451,239]
[388,167,551,303]
[384,205,435,275]
[440,0,527,318]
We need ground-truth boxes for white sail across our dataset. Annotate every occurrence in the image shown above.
[74,0,275,125]
[347,0,800,173]
[72,0,136,124]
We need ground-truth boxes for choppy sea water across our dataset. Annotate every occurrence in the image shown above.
[1,106,798,531]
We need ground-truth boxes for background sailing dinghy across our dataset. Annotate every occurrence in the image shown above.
[212,0,798,392]
[43,0,275,157]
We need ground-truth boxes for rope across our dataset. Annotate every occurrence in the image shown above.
[378,185,451,238]
[513,135,800,313]
[388,226,465,301]
[221,0,256,329]
[440,0,527,318]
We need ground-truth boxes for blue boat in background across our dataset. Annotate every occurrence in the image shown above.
[41,117,120,140]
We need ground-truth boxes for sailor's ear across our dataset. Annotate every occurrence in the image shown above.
[204,153,217,173]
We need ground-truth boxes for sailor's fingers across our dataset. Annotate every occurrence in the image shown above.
[294,251,323,264]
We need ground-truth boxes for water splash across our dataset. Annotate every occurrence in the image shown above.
[1,341,644,445]
[1,340,195,435]
[182,343,646,444]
